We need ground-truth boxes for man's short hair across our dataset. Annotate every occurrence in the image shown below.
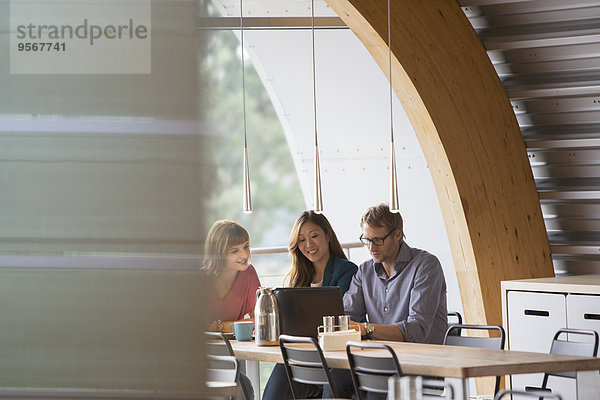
[360,203,403,232]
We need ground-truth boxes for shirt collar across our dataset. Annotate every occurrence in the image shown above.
[396,241,411,263]
[374,241,411,277]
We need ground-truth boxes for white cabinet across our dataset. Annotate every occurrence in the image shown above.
[507,291,566,352]
[507,291,572,396]
[567,294,600,338]
[502,275,600,400]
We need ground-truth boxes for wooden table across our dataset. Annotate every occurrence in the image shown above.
[231,339,600,400]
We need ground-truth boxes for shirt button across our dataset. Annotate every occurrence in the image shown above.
[385,288,389,293]
[384,307,388,312]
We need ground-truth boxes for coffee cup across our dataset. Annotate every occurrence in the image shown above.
[230,320,254,341]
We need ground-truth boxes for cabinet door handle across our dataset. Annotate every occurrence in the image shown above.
[584,313,600,320]
[524,309,550,317]
[524,386,551,393]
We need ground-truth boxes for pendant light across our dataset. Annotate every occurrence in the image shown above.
[387,0,400,213]
[240,0,252,213]
[311,0,324,214]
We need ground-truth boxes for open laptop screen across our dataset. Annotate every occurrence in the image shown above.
[273,286,344,339]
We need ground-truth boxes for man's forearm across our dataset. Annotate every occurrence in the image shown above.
[353,322,405,341]
[370,324,405,341]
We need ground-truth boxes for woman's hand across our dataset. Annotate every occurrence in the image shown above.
[208,320,224,332]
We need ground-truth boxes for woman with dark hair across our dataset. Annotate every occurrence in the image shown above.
[286,210,357,291]
[263,211,358,400]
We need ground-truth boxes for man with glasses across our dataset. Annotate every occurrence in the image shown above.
[322,203,447,399]
[347,202,448,343]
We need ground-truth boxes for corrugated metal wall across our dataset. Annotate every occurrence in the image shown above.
[460,0,600,275]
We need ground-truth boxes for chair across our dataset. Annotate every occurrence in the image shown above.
[495,389,562,400]
[346,341,447,399]
[206,354,239,400]
[443,324,505,396]
[206,331,236,357]
[346,341,403,400]
[279,334,339,399]
[446,312,463,337]
[539,328,599,398]
[205,331,253,400]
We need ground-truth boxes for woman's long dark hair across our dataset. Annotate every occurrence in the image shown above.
[286,211,347,287]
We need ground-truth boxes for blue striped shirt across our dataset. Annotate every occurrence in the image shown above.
[343,242,448,344]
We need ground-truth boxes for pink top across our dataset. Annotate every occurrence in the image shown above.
[207,264,261,322]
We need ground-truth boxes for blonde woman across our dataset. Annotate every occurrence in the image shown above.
[203,220,260,333]
[263,210,358,400]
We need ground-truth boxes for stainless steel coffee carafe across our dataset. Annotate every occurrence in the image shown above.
[254,287,279,346]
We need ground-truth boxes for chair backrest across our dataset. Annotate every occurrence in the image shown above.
[443,324,505,350]
[447,312,463,337]
[205,332,239,382]
[206,354,239,384]
[205,331,235,357]
[546,328,599,379]
[443,324,505,395]
[495,389,563,400]
[279,334,337,399]
[346,341,403,400]
[205,331,252,400]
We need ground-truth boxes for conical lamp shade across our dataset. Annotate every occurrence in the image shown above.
[239,0,252,214]
[314,145,323,214]
[386,0,400,214]
[389,142,400,213]
[243,146,252,213]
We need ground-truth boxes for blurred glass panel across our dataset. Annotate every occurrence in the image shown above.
[0,1,208,265]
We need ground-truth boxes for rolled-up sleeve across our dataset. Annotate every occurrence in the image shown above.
[343,264,366,322]
[396,256,445,343]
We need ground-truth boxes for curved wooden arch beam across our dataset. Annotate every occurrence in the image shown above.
[324,0,554,326]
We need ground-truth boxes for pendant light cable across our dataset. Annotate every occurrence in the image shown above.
[240,0,252,213]
[312,0,324,214]
[387,0,400,213]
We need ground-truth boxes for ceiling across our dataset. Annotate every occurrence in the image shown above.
[205,0,600,276]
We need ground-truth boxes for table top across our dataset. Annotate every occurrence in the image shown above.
[231,339,600,379]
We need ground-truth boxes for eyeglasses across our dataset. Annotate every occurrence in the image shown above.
[359,230,395,246]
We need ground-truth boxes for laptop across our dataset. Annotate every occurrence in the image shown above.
[273,286,345,339]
